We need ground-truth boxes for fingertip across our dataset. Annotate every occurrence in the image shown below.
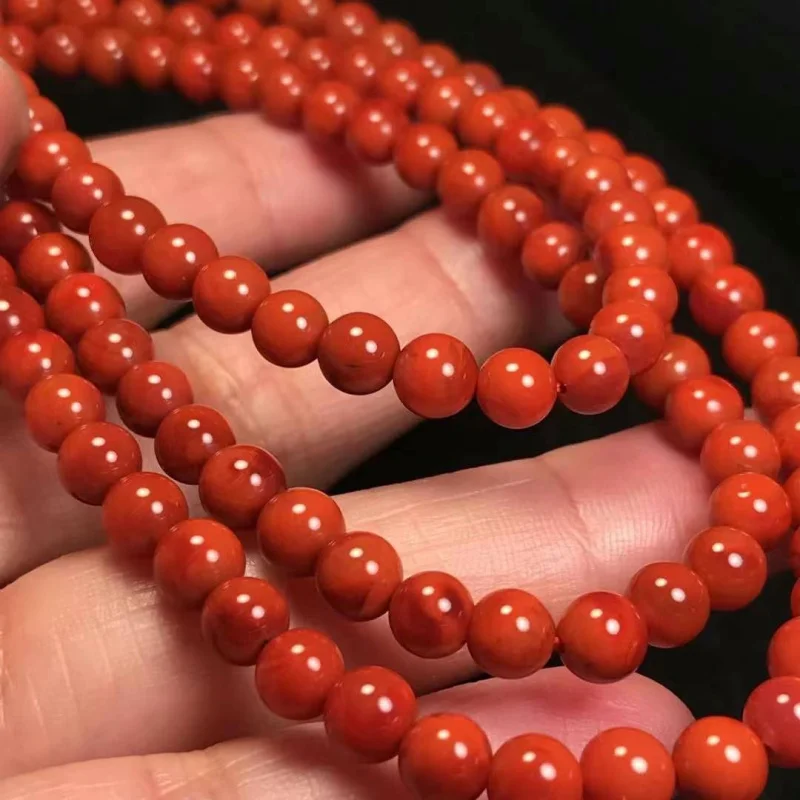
[0,57,30,178]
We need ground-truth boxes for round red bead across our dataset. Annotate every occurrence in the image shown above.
[0,286,45,346]
[649,186,698,237]
[667,223,734,289]
[521,222,586,289]
[394,123,458,191]
[76,319,153,394]
[0,329,75,400]
[752,355,800,421]
[689,265,765,335]
[45,273,126,345]
[700,420,781,484]
[51,163,125,234]
[15,130,92,199]
[437,150,505,216]
[743,676,800,768]
[17,232,92,301]
[722,310,798,381]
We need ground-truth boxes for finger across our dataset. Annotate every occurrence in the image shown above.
[0,424,707,776]
[0,60,28,176]
[0,670,691,799]
[80,113,424,325]
[0,206,564,580]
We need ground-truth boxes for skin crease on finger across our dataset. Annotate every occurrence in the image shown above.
[0,424,708,779]
[0,671,692,800]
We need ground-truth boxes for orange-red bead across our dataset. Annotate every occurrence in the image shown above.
[293,36,341,79]
[584,129,626,159]
[581,728,675,800]
[393,333,478,419]
[521,222,586,288]
[76,318,153,393]
[376,57,429,111]
[494,116,556,181]
[583,187,656,241]
[257,487,345,575]
[627,561,710,648]
[672,717,768,800]
[476,347,557,429]
[416,43,459,79]
[649,185,698,237]
[530,135,589,189]
[0,285,45,346]
[302,80,359,139]
[689,265,765,335]
[57,420,142,505]
[467,587,555,678]
[17,232,92,301]
[115,0,164,36]
[556,591,647,683]
[0,200,61,263]
[219,48,266,110]
[455,61,502,96]
[256,628,345,720]
[536,105,585,138]
[457,91,519,149]
[7,0,56,30]
[710,472,791,551]
[368,20,419,59]
[772,404,800,471]
[700,420,781,484]
[277,0,332,35]
[172,41,220,104]
[437,149,505,216]
[83,27,132,86]
[623,154,666,194]
[24,373,105,451]
[393,122,458,190]
[332,40,387,94]
[15,131,92,199]
[163,3,215,41]
[57,0,114,27]
[558,155,630,217]
[324,2,378,44]
[557,260,607,329]
[399,714,492,800]
[752,355,800,421]
[45,273,126,345]
[27,96,66,134]
[213,11,260,48]
[389,570,473,658]
[0,257,16,288]
[744,676,800,768]
[51,163,125,234]
[102,471,189,556]
[768,618,800,678]
[315,531,402,620]
[255,23,302,59]
[0,23,37,72]
[153,518,245,607]
[477,185,545,253]
[667,223,734,289]
[664,375,744,452]
[488,733,582,800]
[723,310,798,381]
[685,526,767,610]
[129,35,176,89]
[345,98,408,165]
[595,222,668,272]
[0,329,75,400]
[589,299,666,375]
[324,666,417,762]
[416,75,473,129]
[602,265,679,323]
[201,576,289,665]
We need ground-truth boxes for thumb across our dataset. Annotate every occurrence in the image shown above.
[0,56,30,180]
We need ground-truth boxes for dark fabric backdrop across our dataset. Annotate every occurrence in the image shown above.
[33,1,800,795]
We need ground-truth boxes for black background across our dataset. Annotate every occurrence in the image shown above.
[34,0,800,795]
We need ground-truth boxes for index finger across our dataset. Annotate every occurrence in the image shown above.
[0,60,28,177]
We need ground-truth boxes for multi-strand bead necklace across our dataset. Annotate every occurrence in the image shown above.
[2,0,800,796]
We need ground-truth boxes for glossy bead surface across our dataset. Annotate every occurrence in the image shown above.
[457,92,519,149]
[15,131,92,199]
[394,123,458,190]
[294,36,341,80]
[689,265,765,335]
[602,265,679,323]
[477,185,545,253]
[154,404,236,484]
[193,256,270,334]
[632,334,710,410]
[257,487,346,575]
[437,150,505,216]
[332,41,387,94]
[389,571,473,658]
[0,200,61,263]
[772,404,800,471]
[141,223,219,300]
[324,666,417,762]
[530,135,589,189]
[743,676,800,768]
[558,155,629,216]
[252,289,328,368]
[45,273,126,344]
[27,96,66,134]
[303,80,359,139]
[584,129,625,159]
[623,154,666,194]
[7,0,56,29]
[172,41,219,104]
[393,333,478,419]
[153,518,245,607]
[685,526,766,610]
[667,223,734,289]
[24,374,105,451]
[199,444,285,530]
[664,375,744,452]
[768,618,800,678]
[488,733,582,800]
[476,347,557,429]
[317,312,399,395]
[51,163,125,234]
[102,471,189,556]
[455,61,501,95]
[752,356,800,421]
[467,588,555,678]
[672,717,768,800]
[583,187,656,241]
[551,334,629,415]
[521,222,586,289]
[315,531,402,621]
[325,2,378,43]
[57,421,142,505]
[213,12,260,48]
[17,232,92,301]
[163,3,215,42]
[56,0,113,26]
[595,222,668,272]
[256,628,345,720]
[700,420,781,483]
[399,714,492,800]
[416,43,459,79]
[83,27,131,86]
[627,561,710,647]
[116,361,193,437]
[368,20,419,59]
[0,286,45,346]
[277,0,332,34]
[536,105,584,137]
[710,472,791,551]
[416,75,473,129]
[201,576,289,665]
[581,728,675,800]
[376,58,429,111]
[0,257,15,288]
[129,35,176,90]
[0,23,37,72]
[556,591,647,683]
[723,310,798,381]
[115,0,164,36]
[649,185,698,237]
[255,24,302,59]
[0,330,75,400]
[89,196,165,275]
[76,319,153,393]
[494,116,555,181]
[345,98,408,165]
[589,299,665,375]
